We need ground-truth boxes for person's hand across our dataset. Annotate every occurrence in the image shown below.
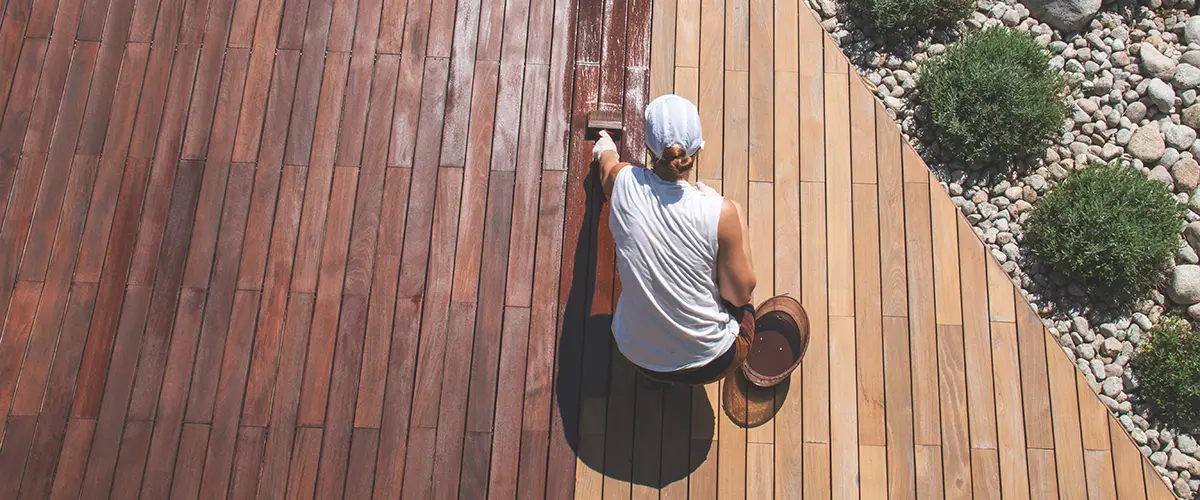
[696,181,718,195]
[592,130,617,162]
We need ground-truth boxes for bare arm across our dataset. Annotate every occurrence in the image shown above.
[598,149,630,200]
[716,198,756,306]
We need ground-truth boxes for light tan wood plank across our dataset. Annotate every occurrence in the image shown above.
[675,67,700,103]
[1145,456,1175,500]
[717,381,746,499]
[801,181,828,444]
[990,322,1031,500]
[677,0,700,67]
[775,0,798,73]
[726,0,749,71]
[852,184,884,447]
[1110,415,1148,500]
[1029,448,1060,498]
[861,445,887,500]
[1078,369,1112,452]
[775,72,800,297]
[904,181,939,446]
[937,324,972,499]
[850,73,877,184]
[1085,449,1118,500]
[972,448,1002,500]
[987,258,1016,323]
[825,70,853,317]
[689,439,718,498]
[1046,329,1088,500]
[723,70,749,208]
[747,443,773,499]
[961,217,998,450]
[1016,296,1054,449]
[884,316,916,500]
[804,442,831,499]
[749,181,774,306]
[650,0,676,97]
[902,142,927,185]
[798,10,824,183]
[931,178,962,326]
[916,444,945,499]
[829,315,858,498]
[822,34,848,74]
[877,112,907,317]
[697,0,724,180]
[748,0,772,182]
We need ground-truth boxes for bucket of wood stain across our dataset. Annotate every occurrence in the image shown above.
[741,296,809,388]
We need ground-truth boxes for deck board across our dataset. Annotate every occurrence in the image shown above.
[0,0,1173,497]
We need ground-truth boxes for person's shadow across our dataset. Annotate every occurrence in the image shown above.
[553,162,715,489]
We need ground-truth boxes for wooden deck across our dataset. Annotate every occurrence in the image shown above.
[0,0,1176,494]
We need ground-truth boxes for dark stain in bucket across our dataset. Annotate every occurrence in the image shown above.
[747,311,801,377]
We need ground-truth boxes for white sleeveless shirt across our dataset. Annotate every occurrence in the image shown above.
[609,167,740,372]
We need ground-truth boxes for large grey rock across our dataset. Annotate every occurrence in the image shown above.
[1170,265,1200,305]
[1173,158,1200,193]
[1142,44,1179,80]
[1166,123,1199,150]
[1179,434,1199,455]
[1025,0,1101,31]
[1188,16,1200,45]
[1102,337,1124,357]
[1128,101,1149,122]
[1176,63,1200,90]
[1184,104,1200,130]
[1150,165,1174,188]
[1129,124,1167,162]
[1148,78,1177,112]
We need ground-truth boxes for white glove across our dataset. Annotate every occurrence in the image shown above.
[592,130,618,162]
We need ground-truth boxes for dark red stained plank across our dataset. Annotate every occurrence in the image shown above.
[0,281,43,423]
[0,0,40,112]
[75,0,141,143]
[343,429,379,499]
[77,38,149,157]
[126,47,201,286]
[282,0,343,166]
[168,423,210,500]
[429,301,480,499]
[107,420,153,499]
[399,427,436,499]
[405,167,464,430]
[285,428,322,500]
[290,53,351,292]
[325,0,360,52]
[343,57,401,297]
[68,156,150,416]
[525,0,554,64]
[227,0,261,47]
[174,164,255,422]
[136,288,205,500]
[46,418,96,500]
[486,307,532,498]
[276,0,311,48]
[19,43,99,281]
[460,431,491,498]
[179,0,241,158]
[197,291,261,498]
[353,168,409,428]
[489,60,524,173]
[20,4,90,155]
[74,155,150,283]
[0,43,47,230]
[10,158,99,416]
[16,283,98,500]
[0,155,45,327]
[126,0,195,160]
[385,0,435,168]
[240,167,307,425]
[297,167,359,426]
[181,50,252,288]
[437,0,481,168]
[371,297,421,500]
[475,0,503,60]
[463,170,515,436]
[516,430,550,499]
[449,60,499,303]
[233,48,298,165]
[76,286,152,496]
[505,64,549,306]
[334,0,386,164]
[255,293,315,500]
[574,0,601,64]
[236,165,282,290]
[314,295,369,498]
[395,58,450,298]
[0,415,37,498]
[227,427,266,499]
[539,0,576,172]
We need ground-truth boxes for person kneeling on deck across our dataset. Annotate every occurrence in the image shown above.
[591,94,759,386]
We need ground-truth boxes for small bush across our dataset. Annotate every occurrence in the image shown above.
[1130,316,1200,427]
[853,0,973,35]
[1025,163,1184,302]
[919,28,1070,167]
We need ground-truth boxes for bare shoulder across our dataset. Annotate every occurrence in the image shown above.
[718,198,743,240]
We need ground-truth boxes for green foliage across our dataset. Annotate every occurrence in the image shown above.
[1131,316,1200,427]
[918,28,1070,167]
[853,0,974,34]
[1025,163,1184,302]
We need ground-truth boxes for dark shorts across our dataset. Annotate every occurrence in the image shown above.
[636,302,756,385]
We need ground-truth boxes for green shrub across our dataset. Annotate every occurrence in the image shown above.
[918,28,1070,167]
[854,0,974,34]
[1025,163,1184,302]
[1130,316,1200,427]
